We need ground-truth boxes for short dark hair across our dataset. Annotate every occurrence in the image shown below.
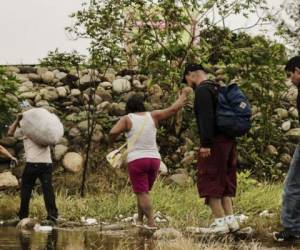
[182,63,205,83]
[285,56,300,72]
[126,94,146,114]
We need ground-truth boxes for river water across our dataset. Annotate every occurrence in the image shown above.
[0,226,298,250]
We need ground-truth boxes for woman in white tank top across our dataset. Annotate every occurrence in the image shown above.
[109,87,192,230]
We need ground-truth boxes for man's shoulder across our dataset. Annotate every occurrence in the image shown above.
[196,80,219,94]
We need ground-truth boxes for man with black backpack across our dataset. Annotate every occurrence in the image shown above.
[183,64,251,234]
[273,56,300,242]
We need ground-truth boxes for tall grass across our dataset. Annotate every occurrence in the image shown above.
[0,173,283,235]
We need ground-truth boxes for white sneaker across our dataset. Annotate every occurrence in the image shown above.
[227,220,240,232]
[195,223,230,234]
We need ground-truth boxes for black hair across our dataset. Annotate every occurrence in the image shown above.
[285,56,300,72]
[182,63,205,83]
[126,94,146,114]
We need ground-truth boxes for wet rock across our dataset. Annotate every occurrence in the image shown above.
[101,224,125,231]
[0,172,18,190]
[16,218,37,230]
[41,71,55,84]
[282,121,291,131]
[112,78,131,93]
[153,228,182,240]
[286,128,300,140]
[63,152,83,173]
[54,144,68,161]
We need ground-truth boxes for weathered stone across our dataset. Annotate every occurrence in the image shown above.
[53,70,67,80]
[40,87,58,101]
[54,144,68,161]
[27,73,41,82]
[167,173,191,186]
[112,79,131,93]
[286,128,300,140]
[36,100,49,107]
[6,66,20,74]
[56,86,67,97]
[41,71,55,84]
[289,107,299,119]
[69,127,81,137]
[92,130,103,142]
[110,103,126,116]
[6,93,18,104]
[19,91,37,99]
[63,152,83,173]
[282,121,291,131]
[18,81,33,93]
[16,218,37,231]
[104,73,115,83]
[34,94,42,103]
[58,137,69,146]
[16,74,29,83]
[70,89,81,97]
[280,153,292,165]
[100,81,112,89]
[282,87,298,103]
[0,172,18,190]
[132,79,146,90]
[96,86,112,102]
[266,145,278,156]
[181,151,195,167]
[149,84,163,97]
[18,66,37,74]
[153,228,182,240]
[275,108,289,119]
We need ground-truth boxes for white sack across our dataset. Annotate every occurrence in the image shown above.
[20,108,64,146]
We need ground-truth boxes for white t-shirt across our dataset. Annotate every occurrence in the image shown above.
[15,128,52,163]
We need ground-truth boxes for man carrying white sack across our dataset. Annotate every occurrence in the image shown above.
[8,102,58,223]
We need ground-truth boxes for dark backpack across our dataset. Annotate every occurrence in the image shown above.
[216,83,252,137]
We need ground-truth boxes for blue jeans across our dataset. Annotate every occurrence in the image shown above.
[282,145,300,233]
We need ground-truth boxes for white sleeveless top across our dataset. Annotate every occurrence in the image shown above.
[126,112,161,163]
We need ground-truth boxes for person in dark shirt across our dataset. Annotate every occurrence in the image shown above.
[183,64,239,234]
[273,56,300,242]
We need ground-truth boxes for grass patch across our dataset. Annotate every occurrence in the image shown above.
[0,172,284,238]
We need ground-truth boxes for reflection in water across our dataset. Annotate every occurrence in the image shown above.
[0,227,155,250]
